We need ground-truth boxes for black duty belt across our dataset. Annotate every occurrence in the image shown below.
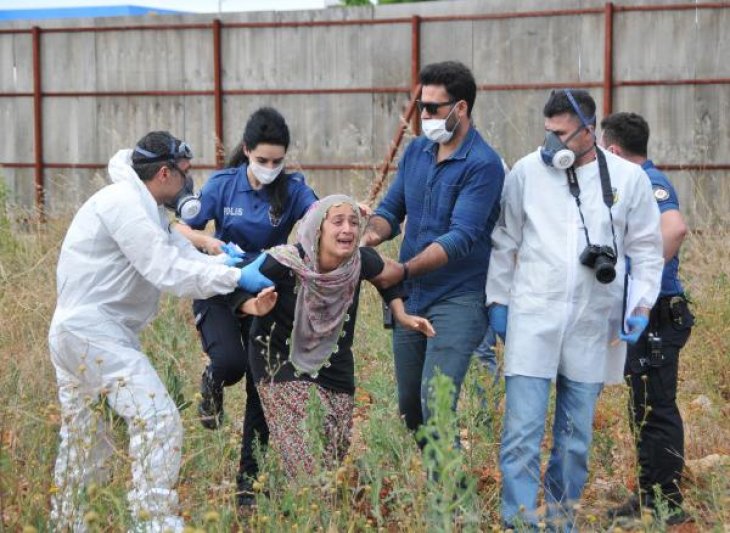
[651,294,687,327]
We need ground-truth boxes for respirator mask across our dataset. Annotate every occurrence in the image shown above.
[540,128,585,170]
[540,90,596,170]
[165,167,201,220]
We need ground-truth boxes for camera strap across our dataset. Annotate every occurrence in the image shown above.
[564,146,618,256]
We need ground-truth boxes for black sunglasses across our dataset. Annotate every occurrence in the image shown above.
[416,99,456,115]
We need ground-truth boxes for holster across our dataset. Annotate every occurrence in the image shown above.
[627,294,694,372]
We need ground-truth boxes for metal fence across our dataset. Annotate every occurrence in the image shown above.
[1,0,728,221]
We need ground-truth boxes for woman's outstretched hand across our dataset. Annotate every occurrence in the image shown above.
[398,313,436,337]
[239,286,278,316]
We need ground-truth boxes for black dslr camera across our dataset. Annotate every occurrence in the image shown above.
[579,244,617,283]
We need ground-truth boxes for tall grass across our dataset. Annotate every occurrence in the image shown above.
[0,191,728,531]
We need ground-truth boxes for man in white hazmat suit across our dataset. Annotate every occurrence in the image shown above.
[486,90,663,530]
[48,131,272,531]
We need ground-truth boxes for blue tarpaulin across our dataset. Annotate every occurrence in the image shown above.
[0,6,188,21]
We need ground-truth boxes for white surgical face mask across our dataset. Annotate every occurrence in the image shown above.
[421,104,458,144]
[250,161,284,185]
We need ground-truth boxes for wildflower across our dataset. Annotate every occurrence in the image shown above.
[335,466,347,485]
[204,511,220,524]
[83,511,99,525]
[138,509,151,521]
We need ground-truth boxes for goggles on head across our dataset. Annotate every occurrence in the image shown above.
[133,139,193,164]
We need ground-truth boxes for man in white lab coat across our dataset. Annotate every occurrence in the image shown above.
[48,131,271,532]
[486,90,663,530]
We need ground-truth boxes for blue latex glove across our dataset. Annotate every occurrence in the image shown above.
[619,315,649,344]
[488,304,509,340]
[221,242,245,259]
[224,255,244,267]
[238,253,274,293]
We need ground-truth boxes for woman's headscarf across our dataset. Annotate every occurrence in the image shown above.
[268,194,364,377]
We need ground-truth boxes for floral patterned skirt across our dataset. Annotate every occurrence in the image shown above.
[256,380,354,478]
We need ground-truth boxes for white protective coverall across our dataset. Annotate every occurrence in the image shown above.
[48,150,240,531]
[486,147,663,385]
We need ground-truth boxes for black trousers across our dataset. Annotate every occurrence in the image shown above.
[625,295,693,507]
[193,296,269,478]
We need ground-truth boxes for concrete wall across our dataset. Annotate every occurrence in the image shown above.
[1,0,728,225]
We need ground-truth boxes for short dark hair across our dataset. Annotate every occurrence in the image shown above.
[132,130,187,181]
[543,89,597,126]
[419,61,477,116]
[600,112,649,157]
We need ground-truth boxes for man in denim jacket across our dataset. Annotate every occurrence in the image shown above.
[361,61,505,446]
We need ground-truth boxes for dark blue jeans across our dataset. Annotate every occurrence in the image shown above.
[193,296,268,478]
[392,292,488,435]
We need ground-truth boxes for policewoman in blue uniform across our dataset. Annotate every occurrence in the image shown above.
[600,112,694,525]
[176,107,317,507]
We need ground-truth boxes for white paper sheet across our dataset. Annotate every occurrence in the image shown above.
[623,274,650,332]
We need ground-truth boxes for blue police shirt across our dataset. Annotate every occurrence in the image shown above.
[642,160,684,296]
[374,127,505,314]
[184,164,317,253]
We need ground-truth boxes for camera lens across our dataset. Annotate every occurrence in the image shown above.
[594,256,616,284]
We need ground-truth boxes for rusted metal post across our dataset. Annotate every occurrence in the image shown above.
[603,2,614,118]
[32,26,45,221]
[367,85,421,207]
[213,19,224,168]
[410,15,421,136]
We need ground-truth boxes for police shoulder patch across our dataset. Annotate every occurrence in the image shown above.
[653,187,670,202]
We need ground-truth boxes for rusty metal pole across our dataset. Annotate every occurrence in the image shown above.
[367,85,421,207]
[603,2,614,118]
[32,26,45,221]
[213,19,224,168]
[410,15,421,135]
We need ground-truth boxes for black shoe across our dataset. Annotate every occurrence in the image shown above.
[662,506,691,526]
[609,495,691,526]
[198,367,224,430]
[236,473,261,514]
[608,495,641,521]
